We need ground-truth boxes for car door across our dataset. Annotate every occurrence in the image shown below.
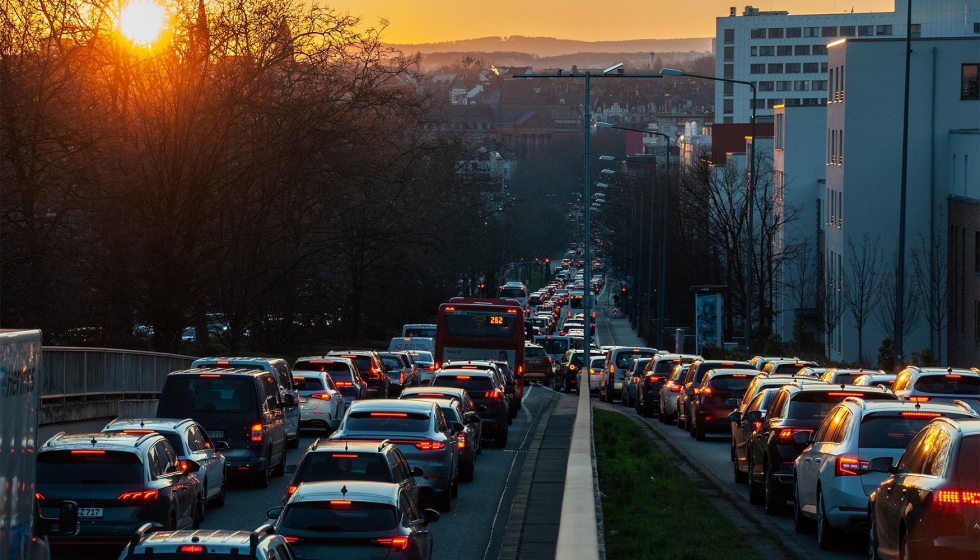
[277,363,300,438]
[877,426,940,557]
[187,425,220,500]
[156,441,194,526]
[799,407,846,511]
[736,392,766,468]
[260,375,286,460]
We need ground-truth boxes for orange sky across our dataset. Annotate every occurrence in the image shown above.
[334,0,898,44]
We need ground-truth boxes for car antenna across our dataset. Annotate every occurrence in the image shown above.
[341,485,348,497]
[139,420,145,429]
[840,384,845,390]
[91,437,98,447]
[914,401,921,410]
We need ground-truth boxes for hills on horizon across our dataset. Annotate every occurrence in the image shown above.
[387,35,713,58]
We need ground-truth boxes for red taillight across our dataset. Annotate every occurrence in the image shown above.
[900,411,940,418]
[287,485,298,495]
[118,490,158,501]
[400,372,405,384]
[484,390,501,399]
[283,536,301,543]
[568,364,576,371]
[414,441,446,451]
[649,376,660,382]
[309,392,332,401]
[776,428,812,444]
[178,545,205,553]
[908,396,930,403]
[335,381,353,387]
[835,456,870,476]
[933,489,980,512]
[458,436,466,449]
[71,450,105,455]
[702,387,713,396]
[251,424,263,442]
[374,537,409,550]
[35,492,44,501]
[330,500,352,508]
[670,385,681,392]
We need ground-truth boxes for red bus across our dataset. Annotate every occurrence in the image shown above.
[435,297,525,391]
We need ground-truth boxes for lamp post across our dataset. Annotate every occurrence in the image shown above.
[597,123,671,349]
[662,68,756,356]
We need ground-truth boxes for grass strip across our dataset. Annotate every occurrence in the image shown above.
[595,409,762,560]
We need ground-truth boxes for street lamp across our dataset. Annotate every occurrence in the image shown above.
[662,67,756,356]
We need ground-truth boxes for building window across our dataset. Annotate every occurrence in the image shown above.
[750,64,766,74]
[777,81,792,91]
[962,64,979,99]
[786,27,802,38]
[724,99,734,114]
[840,26,856,37]
[724,28,735,44]
[821,62,829,73]
[768,63,784,74]
[724,46,735,62]
[812,80,828,91]
[910,24,921,37]
[751,28,765,39]
[803,62,820,73]
[822,26,838,37]
[769,28,784,38]
[876,25,893,36]
[750,46,758,56]
[795,45,811,56]
[760,45,775,56]
[785,63,801,73]
[759,81,775,91]
[858,25,875,36]
[975,22,980,34]
[804,27,819,37]
[767,99,783,108]
[724,64,735,78]
[794,80,810,91]
[785,98,801,106]
[802,97,823,106]
[724,82,734,96]
[812,44,828,55]
[777,45,793,56]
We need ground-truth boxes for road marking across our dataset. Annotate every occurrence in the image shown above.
[522,384,534,422]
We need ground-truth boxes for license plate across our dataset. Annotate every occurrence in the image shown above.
[299,397,307,403]
[78,508,103,518]
[207,431,224,439]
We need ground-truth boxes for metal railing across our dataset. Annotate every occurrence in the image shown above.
[41,347,195,402]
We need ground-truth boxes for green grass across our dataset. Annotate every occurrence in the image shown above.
[594,409,763,560]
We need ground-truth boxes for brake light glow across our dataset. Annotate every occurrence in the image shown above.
[308,360,334,365]
[121,430,154,434]
[946,374,962,379]
[70,450,105,455]
[35,492,44,500]
[416,393,442,397]
[776,428,812,444]
[118,490,158,500]
[283,536,300,543]
[483,390,501,399]
[908,396,930,402]
[216,360,230,366]
[458,436,466,449]
[456,375,472,380]
[335,381,353,387]
[732,374,747,378]
[568,364,576,371]
[330,500,352,507]
[374,537,409,550]
[721,362,735,366]
[609,365,615,374]
[835,456,870,476]
[287,485,298,496]
[648,376,660,382]
[199,374,221,378]
[444,306,455,311]
[178,545,205,553]
[827,392,864,397]
[309,393,332,400]
[369,412,407,418]
[933,489,980,512]
[251,424,263,442]
[414,441,446,450]
[900,411,941,418]
[670,385,681,392]
[332,453,358,458]
[702,387,713,396]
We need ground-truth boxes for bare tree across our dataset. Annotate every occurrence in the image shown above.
[820,269,847,360]
[873,261,920,365]
[782,240,819,353]
[910,233,948,364]
[843,235,883,366]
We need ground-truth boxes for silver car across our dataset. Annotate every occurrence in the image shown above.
[293,371,346,432]
[329,399,462,512]
[658,363,688,424]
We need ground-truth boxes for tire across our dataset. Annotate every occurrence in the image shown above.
[642,401,653,418]
[255,453,271,489]
[748,454,764,504]
[816,490,839,550]
[460,463,474,483]
[899,527,910,560]
[793,480,814,533]
[451,470,459,498]
[435,490,452,512]
[733,456,748,483]
[193,490,205,528]
[764,466,784,515]
[868,508,881,560]
[287,434,300,449]
[494,426,508,448]
[688,413,697,437]
[272,448,286,477]
[657,408,664,422]
[695,417,706,441]
[213,473,226,507]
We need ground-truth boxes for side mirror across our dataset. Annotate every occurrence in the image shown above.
[180,459,201,474]
[792,431,811,445]
[451,422,465,433]
[215,441,230,450]
[267,506,284,519]
[744,410,763,423]
[285,464,297,474]
[475,404,488,413]
[327,418,342,432]
[867,457,896,474]
[725,398,739,408]
[423,508,441,525]
[728,411,741,423]
[412,466,424,477]
[465,412,481,424]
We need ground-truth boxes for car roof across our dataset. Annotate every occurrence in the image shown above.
[901,366,980,377]
[306,439,395,453]
[290,481,401,505]
[192,357,285,366]
[42,431,159,451]
[779,382,891,396]
[837,398,979,416]
[348,399,435,413]
[400,386,468,397]
[936,417,980,436]
[295,356,355,366]
[104,418,196,432]
[169,367,268,377]
[705,368,758,377]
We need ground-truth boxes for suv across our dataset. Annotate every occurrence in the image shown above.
[101,418,228,509]
[293,356,368,406]
[327,351,391,399]
[599,347,658,403]
[379,351,421,397]
[745,383,897,514]
[524,342,553,383]
[283,439,422,505]
[37,432,202,547]
[157,368,289,488]
[555,350,585,393]
[191,357,301,449]
[676,360,754,430]
[892,366,980,412]
[761,359,819,376]
[621,357,653,408]
[636,354,697,418]
[818,368,883,385]
[688,369,758,440]
[793,399,978,548]
[117,524,293,560]
[431,369,510,448]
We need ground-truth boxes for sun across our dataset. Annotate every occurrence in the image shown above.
[119,0,167,46]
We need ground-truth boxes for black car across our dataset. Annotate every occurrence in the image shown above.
[37,432,202,550]
[745,383,897,514]
[431,369,510,447]
[328,351,391,399]
[554,350,585,393]
[636,355,695,418]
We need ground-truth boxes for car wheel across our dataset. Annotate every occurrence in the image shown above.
[435,489,452,512]
[287,434,300,449]
[460,463,474,483]
[695,417,706,441]
[255,453,271,489]
[733,455,748,483]
[867,508,881,560]
[494,426,508,448]
[899,527,911,560]
[764,466,784,515]
[194,489,205,528]
[816,490,839,549]
[793,480,814,533]
[213,473,226,507]
[657,407,665,423]
[747,454,764,504]
[272,448,286,477]
[169,512,178,531]
[688,414,697,437]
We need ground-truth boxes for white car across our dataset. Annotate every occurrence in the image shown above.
[588,357,605,392]
[293,371,346,432]
[793,398,978,549]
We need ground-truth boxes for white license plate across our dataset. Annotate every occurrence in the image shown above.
[78,508,103,518]
[299,397,307,403]
[207,431,224,439]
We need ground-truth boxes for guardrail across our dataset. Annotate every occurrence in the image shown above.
[40,346,195,403]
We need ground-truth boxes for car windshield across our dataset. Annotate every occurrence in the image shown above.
[912,375,980,395]
[294,376,325,391]
[280,501,398,533]
[161,376,255,414]
[432,375,494,394]
[346,411,430,433]
[858,413,972,449]
[297,452,393,483]
[38,450,144,484]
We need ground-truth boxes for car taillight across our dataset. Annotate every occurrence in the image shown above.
[933,489,980,512]
[118,490,158,501]
[35,492,45,501]
[178,545,205,553]
[251,423,263,442]
[400,372,405,384]
[374,537,409,550]
[484,390,501,399]
[568,364,576,371]
[335,381,353,386]
[702,387,713,396]
[414,441,446,451]
[835,456,870,476]
[649,376,660,382]
[458,435,466,449]
[776,427,812,444]
[283,536,301,543]
[309,393,332,400]
[670,385,681,392]
[287,484,298,495]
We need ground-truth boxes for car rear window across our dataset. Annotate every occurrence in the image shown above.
[653,360,680,374]
[336,356,372,374]
[830,372,866,384]
[432,375,495,394]
[787,391,895,420]
[295,360,352,375]
[298,452,393,483]
[526,347,546,357]
[954,435,980,479]
[539,339,570,354]
[346,411,430,433]
[859,413,973,449]
[773,363,807,374]
[708,375,754,391]
[38,450,144,484]
[615,351,656,369]
[280,501,398,533]
[912,375,980,395]
[161,376,255,414]
[294,376,324,391]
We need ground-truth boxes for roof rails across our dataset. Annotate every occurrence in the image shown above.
[311,438,321,451]
[128,523,154,554]
[842,396,867,409]
[950,400,979,414]
[250,524,276,556]
[43,432,67,447]
[378,439,392,451]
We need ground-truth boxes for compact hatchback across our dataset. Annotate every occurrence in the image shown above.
[688,369,758,440]
[116,524,293,560]
[600,347,658,403]
[293,357,368,407]
[327,351,391,399]
[37,432,202,548]
[292,370,346,432]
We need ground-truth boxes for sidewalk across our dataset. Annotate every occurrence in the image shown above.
[594,288,647,348]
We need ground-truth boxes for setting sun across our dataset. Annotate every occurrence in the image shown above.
[119,0,167,46]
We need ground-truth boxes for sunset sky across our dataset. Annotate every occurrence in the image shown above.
[337,0,897,44]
